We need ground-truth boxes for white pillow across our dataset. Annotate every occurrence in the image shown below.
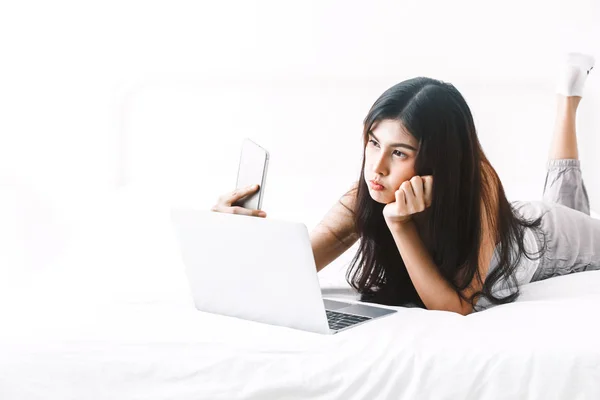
[0,182,192,308]
[52,187,192,307]
[0,179,76,277]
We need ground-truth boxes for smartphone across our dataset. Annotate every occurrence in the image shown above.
[232,138,269,210]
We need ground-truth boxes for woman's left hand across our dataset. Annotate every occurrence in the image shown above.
[383,175,434,225]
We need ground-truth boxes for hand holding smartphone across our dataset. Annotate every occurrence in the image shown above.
[210,138,269,217]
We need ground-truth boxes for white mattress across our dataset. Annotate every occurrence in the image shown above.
[1,189,600,399]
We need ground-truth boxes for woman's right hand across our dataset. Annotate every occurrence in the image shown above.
[210,184,267,218]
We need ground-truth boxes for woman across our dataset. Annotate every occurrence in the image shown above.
[211,52,598,315]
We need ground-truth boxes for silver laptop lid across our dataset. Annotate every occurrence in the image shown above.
[170,209,331,334]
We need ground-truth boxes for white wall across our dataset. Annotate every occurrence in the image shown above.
[1,0,599,277]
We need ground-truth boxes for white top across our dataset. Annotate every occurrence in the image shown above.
[475,220,541,311]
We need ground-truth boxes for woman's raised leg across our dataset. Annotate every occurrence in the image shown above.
[543,53,595,215]
[548,95,581,161]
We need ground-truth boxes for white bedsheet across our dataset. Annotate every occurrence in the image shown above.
[1,189,600,399]
[2,275,600,400]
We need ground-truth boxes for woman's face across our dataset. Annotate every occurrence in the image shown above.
[364,119,419,204]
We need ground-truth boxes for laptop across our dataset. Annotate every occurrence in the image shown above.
[170,208,396,334]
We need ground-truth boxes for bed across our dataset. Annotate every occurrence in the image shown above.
[1,188,599,400]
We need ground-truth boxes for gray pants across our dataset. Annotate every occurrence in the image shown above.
[542,159,590,216]
[528,159,600,282]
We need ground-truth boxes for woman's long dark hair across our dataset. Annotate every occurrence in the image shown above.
[339,77,548,311]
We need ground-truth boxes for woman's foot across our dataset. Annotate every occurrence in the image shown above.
[555,52,595,98]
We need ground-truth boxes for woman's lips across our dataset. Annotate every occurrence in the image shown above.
[369,180,384,190]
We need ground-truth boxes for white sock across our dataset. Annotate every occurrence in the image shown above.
[556,52,595,97]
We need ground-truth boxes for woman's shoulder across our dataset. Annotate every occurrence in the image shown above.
[509,199,556,209]
[508,200,558,220]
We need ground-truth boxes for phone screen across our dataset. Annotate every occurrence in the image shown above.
[233,138,269,210]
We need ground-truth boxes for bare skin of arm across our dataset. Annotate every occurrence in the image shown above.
[310,181,359,272]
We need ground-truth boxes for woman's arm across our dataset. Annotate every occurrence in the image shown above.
[386,194,495,315]
[310,181,359,272]
[387,219,474,315]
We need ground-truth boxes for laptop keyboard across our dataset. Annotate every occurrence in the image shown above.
[326,310,371,331]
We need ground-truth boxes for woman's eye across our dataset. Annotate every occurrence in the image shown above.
[368,139,407,158]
